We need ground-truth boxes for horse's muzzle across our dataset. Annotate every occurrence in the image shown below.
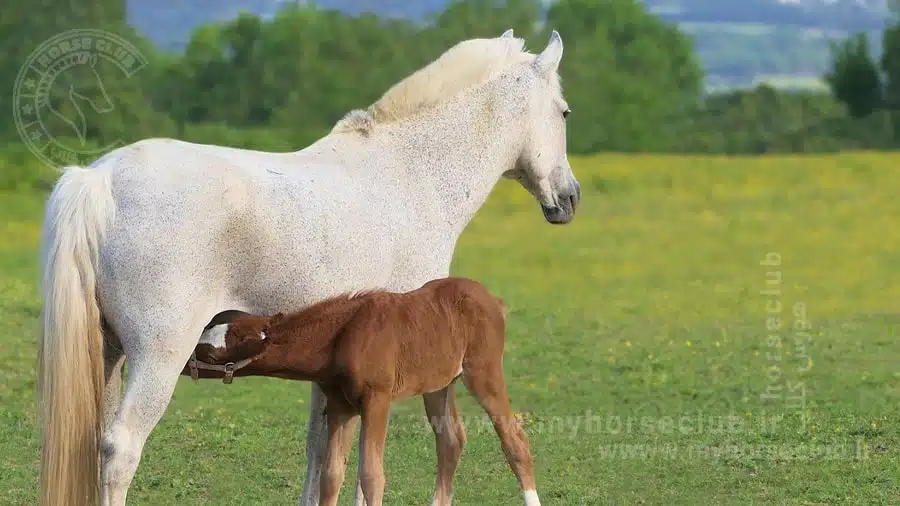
[542,181,580,225]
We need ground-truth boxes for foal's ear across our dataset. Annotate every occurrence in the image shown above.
[534,30,564,76]
[261,312,283,338]
[500,28,514,39]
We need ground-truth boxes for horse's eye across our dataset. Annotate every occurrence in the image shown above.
[563,108,571,119]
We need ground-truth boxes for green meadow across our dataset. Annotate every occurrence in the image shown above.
[2,153,898,504]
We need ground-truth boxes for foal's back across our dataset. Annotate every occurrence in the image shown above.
[335,277,506,399]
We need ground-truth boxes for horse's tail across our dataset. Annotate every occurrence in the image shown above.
[38,165,115,506]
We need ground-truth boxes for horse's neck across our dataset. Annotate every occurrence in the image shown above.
[371,87,522,238]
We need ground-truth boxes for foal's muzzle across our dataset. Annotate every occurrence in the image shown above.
[542,180,581,225]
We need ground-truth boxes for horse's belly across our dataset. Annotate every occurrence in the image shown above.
[230,208,396,313]
[241,261,390,314]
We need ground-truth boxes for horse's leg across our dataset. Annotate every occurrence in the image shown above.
[300,383,330,506]
[423,383,467,506]
[300,387,369,506]
[462,365,540,506]
[356,395,391,506]
[102,331,126,430]
[100,319,203,506]
[319,390,360,506]
[352,469,367,506]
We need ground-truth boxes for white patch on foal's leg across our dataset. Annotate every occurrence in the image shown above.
[523,489,541,506]
[198,324,228,348]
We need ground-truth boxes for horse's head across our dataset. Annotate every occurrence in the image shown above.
[502,30,580,225]
[48,53,114,145]
[203,313,282,364]
[72,54,114,113]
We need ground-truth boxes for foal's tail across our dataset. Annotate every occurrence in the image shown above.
[37,165,115,506]
[496,297,508,320]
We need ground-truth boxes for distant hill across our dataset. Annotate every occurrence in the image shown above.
[647,0,887,32]
[126,0,893,90]
[646,0,888,90]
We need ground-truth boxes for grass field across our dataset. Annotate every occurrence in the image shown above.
[2,152,899,505]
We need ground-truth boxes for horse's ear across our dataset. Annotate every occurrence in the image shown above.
[534,30,564,76]
[270,312,284,324]
[500,29,514,39]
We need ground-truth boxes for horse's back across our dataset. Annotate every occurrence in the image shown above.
[93,137,330,188]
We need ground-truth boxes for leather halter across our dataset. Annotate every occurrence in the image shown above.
[187,351,253,384]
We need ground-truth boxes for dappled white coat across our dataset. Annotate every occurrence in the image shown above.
[37,29,578,506]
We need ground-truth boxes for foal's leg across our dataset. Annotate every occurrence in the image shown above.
[463,365,540,506]
[319,392,360,506]
[355,395,392,506]
[423,383,467,506]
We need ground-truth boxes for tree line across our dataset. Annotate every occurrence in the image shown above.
[1,0,898,163]
[824,3,900,126]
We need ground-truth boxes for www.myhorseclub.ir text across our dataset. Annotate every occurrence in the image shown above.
[594,440,869,461]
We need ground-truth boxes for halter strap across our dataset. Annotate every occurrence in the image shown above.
[188,351,253,384]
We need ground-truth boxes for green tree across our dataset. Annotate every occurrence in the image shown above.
[825,33,881,118]
[881,25,900,110]
[545,0,704,153]
[423,0,542,47]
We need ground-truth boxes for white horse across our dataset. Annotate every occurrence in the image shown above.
[37,29,579,506]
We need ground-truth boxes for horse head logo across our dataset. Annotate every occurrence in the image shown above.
[47,53,114,146]
[15,29,149,168]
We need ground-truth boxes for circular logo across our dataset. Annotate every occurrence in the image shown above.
[13,29,148,168]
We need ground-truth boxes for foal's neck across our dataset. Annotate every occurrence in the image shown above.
[261,297,368,379]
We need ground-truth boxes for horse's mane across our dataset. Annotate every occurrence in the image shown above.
[331,36,534,136]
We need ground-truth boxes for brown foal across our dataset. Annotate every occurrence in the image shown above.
[181,277,540,506]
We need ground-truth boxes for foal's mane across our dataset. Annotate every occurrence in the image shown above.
[331,36,534,136]
[283,289,381,324]
[268,289,383,336]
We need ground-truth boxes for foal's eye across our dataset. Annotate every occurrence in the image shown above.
[562,108,571,119]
